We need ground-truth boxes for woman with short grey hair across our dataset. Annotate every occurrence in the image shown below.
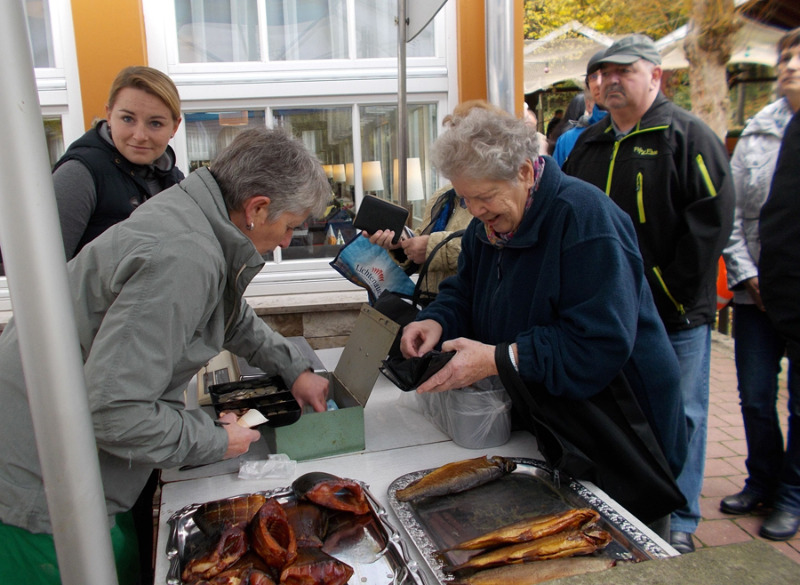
[0,127,331,584]
[400,106,687,535]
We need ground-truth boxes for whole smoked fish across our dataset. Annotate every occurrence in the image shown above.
[395,456,517,503]
[440,508,600,552]
[448,556,616,585]
[445,526,612,573]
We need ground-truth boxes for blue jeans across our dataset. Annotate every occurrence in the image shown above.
[734,304,800,515]
[669,324,711,533]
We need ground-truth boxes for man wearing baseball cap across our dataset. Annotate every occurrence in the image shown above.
[552,48,608,166]
[563,34,734,554]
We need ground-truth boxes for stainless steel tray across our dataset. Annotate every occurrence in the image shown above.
[388,457,674,584]
[166,482,428,585]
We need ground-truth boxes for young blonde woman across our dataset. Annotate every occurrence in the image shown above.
[52,66,184,259]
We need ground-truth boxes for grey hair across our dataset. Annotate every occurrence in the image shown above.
[431,108,540,183]
[210,127,329,220]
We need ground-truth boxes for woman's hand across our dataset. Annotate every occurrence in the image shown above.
[290,370,330,412]
[416,338,499,393]
[400,234,430,264]
[400,319,443,358]
[363,229,403,250]
[219,411,261,459]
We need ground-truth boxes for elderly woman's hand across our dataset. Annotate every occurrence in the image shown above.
[400,319,443,358]
[415,338,499,393]
[363,229,402,250]
[290,370,330,412]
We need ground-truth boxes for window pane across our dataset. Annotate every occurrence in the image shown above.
[43,117,64,167]
[356,0,434,59]
[25,0,55,68]
[266,0,347,60]
[175,0,260,63]
[359,103,438,227]
[184,110,266,172]
[269,107,354,261]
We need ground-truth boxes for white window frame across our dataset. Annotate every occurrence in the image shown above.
[141,0,458,297]
[0,0,83,311]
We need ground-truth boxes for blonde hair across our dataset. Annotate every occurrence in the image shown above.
[107,66,181,121]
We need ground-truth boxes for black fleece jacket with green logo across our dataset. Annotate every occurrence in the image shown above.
[563,92,734,331]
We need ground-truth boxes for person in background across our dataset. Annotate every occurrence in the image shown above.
[0,128,331,584]
[52,66,184,260]
[553,49,608,167]
[562,34,734,554]
[400,107,686,537]
[720,27,800,541]
[545,108,564,138]
[365,100,505,298]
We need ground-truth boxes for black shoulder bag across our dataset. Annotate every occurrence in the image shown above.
[495,342,686,525]
[373,230,464,357]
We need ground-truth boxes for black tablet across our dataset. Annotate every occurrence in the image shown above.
[353,195,409,244]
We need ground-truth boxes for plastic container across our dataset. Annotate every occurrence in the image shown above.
[417,375,512,449]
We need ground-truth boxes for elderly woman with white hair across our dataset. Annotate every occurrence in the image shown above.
[400,106,687,534]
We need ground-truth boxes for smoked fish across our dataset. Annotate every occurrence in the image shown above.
[395,456,517,503]
[448,556,616,585]
[444,526,612,573]
[440,508,600,552]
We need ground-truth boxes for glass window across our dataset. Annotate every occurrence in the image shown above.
[43,117,64,167]
[359,103,439,225]
[172,0,434,64]
[175,0,260,63]
[269,106,354,261]
[184,110,267,172]
[266,0,347,60]
[25,0,55,68]
[355,1,434,59]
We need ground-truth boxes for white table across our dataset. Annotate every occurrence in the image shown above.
[154,348,673,584]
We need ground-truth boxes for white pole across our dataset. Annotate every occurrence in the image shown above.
[397,0,408,209]
[0,2,119,584]
[485,0,516,114]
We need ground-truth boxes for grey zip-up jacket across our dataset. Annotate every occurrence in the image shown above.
[0,167,311,533]
[723,98,794,304]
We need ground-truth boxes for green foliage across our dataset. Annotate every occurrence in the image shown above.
[523,0,690,40]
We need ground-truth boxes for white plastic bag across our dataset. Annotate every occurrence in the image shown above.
[416,375,512,449]
[238,453,296,479]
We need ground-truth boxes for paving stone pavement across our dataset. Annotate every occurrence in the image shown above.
[696,331,799,564]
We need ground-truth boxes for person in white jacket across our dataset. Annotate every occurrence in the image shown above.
[720,26,800,541]
[0,127,331,583]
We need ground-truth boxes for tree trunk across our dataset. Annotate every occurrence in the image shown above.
[683,0,740,141]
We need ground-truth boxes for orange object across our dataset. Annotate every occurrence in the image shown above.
[717,257,733,310]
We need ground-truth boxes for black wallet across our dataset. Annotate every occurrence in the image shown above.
[353,195,409,244]
[380,350,456,391]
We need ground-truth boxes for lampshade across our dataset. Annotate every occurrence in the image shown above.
[345,163,355,186]
[218,111,248,126]
[393,158,425,201]
[406,158,424,201]
[332,164,346,183]
[322,164,333,179]
[362,161,384,192]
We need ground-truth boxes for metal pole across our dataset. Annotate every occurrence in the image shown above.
[0,2,118,584]
[485,0,516,114]
[397,0,408,210]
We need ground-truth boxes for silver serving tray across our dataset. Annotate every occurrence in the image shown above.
[166,482,428,585]
[388,457,674,585]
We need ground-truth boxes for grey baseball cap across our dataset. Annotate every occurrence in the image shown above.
[598,34,661,66]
